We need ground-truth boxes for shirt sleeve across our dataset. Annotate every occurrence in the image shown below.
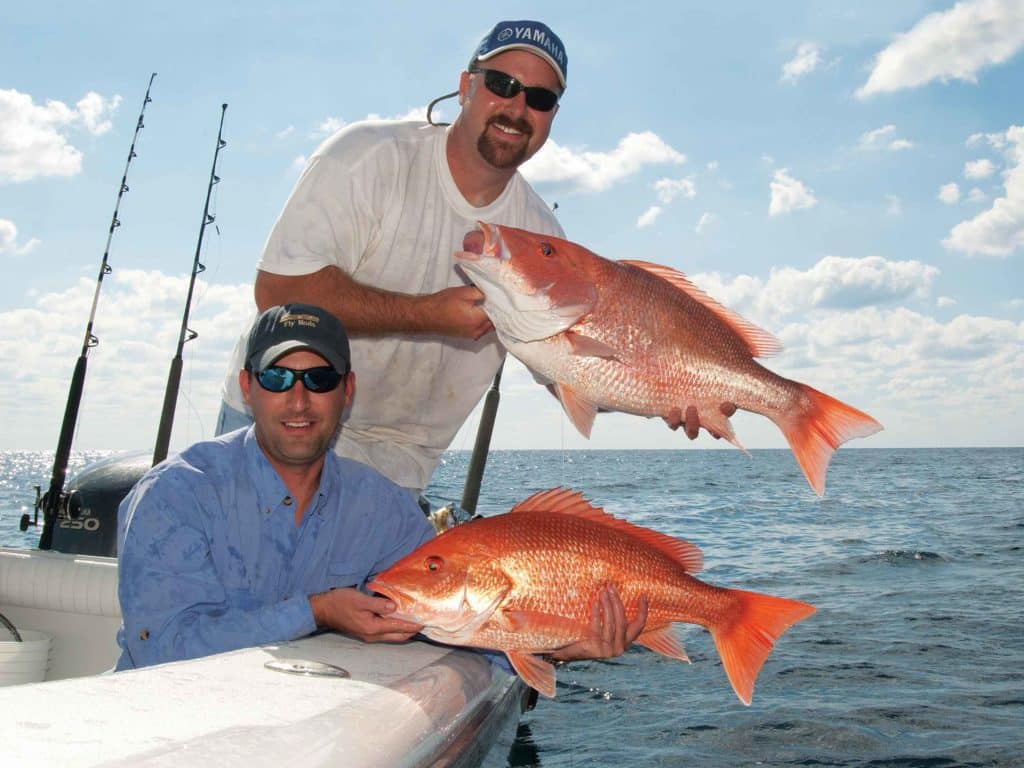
[115,473,316,670]
[257,129,398,278]
[364,482,436,582]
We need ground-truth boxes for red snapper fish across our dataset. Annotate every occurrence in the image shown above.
[456,223,883,496]
[368,487,816,704]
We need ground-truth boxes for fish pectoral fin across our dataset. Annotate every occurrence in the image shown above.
[554,382,598,438]
[506,651,557,698]
[565,331,622,361]
[500,609,584,638]
[636,625,690,662]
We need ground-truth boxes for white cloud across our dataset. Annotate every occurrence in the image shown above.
[886,194,903,216]
[943,124,1024,256]
[74,92,122,135]
[964,158,996,178]
[312,106,439,140]
[0,270,253,450]
[939,183,962,204]
[290,155,307,174]
[857,0,1024,98]
[522,131,686,192]
[653,176,696,204]
[695,212,715,234]
[858,124,914,151]
[312,116,347,137]
[0,218,41,255]
[636,206,662,228]
[937,296,957,308]
[968,187,987,203]
[769,168,817,216]
[692,255,939,323]
[782,42,822,82]
[276,125,295,139]
[0,88,121,182]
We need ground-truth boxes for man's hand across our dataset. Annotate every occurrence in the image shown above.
[549,585,648,662]
[663,403,738,440]
[422,285,493,340]
[308,588,423,643]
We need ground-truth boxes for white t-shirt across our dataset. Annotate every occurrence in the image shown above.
[221,120,564,490]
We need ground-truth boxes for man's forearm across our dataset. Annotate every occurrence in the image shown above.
[255,266,435,334]
[255,266,491,340]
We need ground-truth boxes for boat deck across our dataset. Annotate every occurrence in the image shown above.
[1,547,526,767]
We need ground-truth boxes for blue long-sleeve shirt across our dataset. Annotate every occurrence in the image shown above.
[115,427,435,670]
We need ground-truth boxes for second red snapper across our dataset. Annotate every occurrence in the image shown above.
[456,223,883,496]
[368,487,816,704]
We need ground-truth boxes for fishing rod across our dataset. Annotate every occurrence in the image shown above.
[459,361,504,516]
[152,103,228,466]
[33,73,157,550]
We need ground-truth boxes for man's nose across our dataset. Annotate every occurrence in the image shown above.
[285,380,312,407]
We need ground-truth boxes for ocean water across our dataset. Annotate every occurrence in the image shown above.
[2,447,1022,766]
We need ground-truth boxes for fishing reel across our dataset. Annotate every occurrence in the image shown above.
[423,499,481,535]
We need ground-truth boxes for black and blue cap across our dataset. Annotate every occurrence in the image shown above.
[245,303,350,375]
[471,20,568,90]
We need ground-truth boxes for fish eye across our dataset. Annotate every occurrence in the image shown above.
[540,242,554,257]
[425,555,445,572]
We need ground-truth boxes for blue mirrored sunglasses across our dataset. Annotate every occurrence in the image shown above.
[255,366,345,394]
[469,67,560,112]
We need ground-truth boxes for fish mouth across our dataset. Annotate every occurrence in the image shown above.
[366,578,399,603]
[366,580,420,623]
[366,579,407,610]
[456,221,504,264]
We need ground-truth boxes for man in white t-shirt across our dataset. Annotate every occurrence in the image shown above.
[217,20,570,494]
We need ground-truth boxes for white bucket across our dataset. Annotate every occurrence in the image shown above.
[0,629,52,686]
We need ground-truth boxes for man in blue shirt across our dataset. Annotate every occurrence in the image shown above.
[116,303,435,670]
[118,301,647,671]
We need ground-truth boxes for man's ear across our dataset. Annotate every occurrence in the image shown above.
[239,369,252,407]
[458,70,471,105]
[343,371,356,409]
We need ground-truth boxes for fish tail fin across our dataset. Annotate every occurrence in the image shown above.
[709,589,816,706]
[778,384,883,496]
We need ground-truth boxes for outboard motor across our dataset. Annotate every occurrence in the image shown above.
[27,452,151,557]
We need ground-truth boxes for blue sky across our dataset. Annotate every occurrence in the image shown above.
[1,0,1022,454]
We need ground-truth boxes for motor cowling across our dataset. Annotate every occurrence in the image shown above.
[46,452,151,557]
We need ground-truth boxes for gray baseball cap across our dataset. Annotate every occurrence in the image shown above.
[245,304,350,374]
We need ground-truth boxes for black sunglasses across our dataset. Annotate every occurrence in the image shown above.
[255,366,346,394]
[469,67,560,112]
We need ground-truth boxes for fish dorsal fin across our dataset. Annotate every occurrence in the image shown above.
[619,259,782,358]
[510,488,703,573]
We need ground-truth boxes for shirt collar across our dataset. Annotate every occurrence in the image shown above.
[243,425,337,509]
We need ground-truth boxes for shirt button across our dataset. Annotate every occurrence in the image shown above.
[139,629,150,641]
[283,496,293,506]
